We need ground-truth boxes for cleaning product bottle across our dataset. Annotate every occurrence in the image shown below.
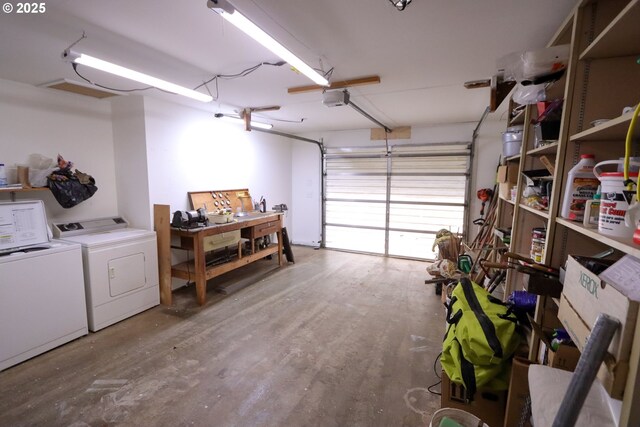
[583,185,601,229]
[0,163,6,187]
[561,154,599,221]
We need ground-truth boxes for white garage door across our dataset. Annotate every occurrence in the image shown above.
[323,142,470,260]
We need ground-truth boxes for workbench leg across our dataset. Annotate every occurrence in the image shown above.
[277,229,283,266]
[194,233,207,306]
[154,204,172,306]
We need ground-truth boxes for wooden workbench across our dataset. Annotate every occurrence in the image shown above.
[154,204,284,306]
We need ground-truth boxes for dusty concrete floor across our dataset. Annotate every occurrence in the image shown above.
[0,247,444,426]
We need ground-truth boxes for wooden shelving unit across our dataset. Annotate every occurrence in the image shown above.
[518,204,550,219]
[493,1,640,425]
[478,2,640,423]
[526,141,560,156]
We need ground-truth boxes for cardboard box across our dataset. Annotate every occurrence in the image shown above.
[499,182,512,200]
[497,165,519,184]
[497,165,519,201]
[541,296,563,330]
[562,255,638,362]
[532,322,579,371]
[557,294,628,398]
[523,273,562,298]
[504,357,533,427]
[441,371,506,427]
[548,342,580,371]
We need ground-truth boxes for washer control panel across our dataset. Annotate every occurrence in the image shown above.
[52,217,128,238]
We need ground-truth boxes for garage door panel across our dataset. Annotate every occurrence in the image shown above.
[388,231,437,259]
[324,144,470,260]
[325,226,385,254]
[389,204,465,232]
[325,201,386,228]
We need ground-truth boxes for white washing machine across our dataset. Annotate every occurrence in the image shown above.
[53,217,159,332]
[0,200,87,371]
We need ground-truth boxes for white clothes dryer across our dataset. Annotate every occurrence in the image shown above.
[53,217,159,332]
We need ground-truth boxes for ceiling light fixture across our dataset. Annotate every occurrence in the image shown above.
[206,0,329,86]
[389,0,412,11]
[214,113,273,130]
[62,50,213,103]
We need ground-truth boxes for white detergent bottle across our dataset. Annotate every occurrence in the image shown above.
[0,163,6,187]
[561,154,599,221]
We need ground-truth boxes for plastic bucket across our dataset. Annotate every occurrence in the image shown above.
[503,140,521,157]
[594,160,640,238]
[429,408,489,427]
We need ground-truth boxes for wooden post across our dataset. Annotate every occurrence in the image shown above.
[194,232,206,306]
[154,204,172,306]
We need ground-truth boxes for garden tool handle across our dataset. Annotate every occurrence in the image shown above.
[481,261,509,269]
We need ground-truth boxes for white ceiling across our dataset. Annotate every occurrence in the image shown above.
[0,0,576,134]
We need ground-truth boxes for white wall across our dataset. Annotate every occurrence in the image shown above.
[291,141,322,246]
[142,97,293,230]
[0,76,504,252]
[111,95,151,229]
[0,78,118,223]
[468,119,506,241]
[290,122,505,246]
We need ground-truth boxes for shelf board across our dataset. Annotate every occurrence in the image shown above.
[0,187,49,201]
[570,110,639,142]
[580,0,640,60]
[509,110,526,126]
[499,196,515,206]
[0,186,48,193]
[519,203,550,219]
[527,141,559,156]
[556,217,640,258]
[505,153,521,162]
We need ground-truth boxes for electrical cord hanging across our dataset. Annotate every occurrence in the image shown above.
[623,102,640,199]
[72,59,290,100]
[427,351,443,396]
[73,63,159,93]
[194,60,287,100]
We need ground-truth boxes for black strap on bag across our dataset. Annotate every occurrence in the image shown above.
[459,277,503,359]
[456,337,477,402]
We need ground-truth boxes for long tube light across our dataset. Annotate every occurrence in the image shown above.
[207,0,329,86]
[214,113,273,129]
[62,50,213,103]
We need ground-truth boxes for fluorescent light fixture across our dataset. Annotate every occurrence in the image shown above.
[207,0,329,86]
[62,50,213,103]
[214,113,273,129]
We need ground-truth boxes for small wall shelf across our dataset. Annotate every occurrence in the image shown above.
[0,187,49,202]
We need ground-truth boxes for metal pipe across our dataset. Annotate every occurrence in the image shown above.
[552,313,620,427]
[348,101,393,133]
[250,127,325,248]
[251,127,323,149]
[466,106,490,240]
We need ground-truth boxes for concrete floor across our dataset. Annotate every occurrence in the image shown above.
[0,246,444,426]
